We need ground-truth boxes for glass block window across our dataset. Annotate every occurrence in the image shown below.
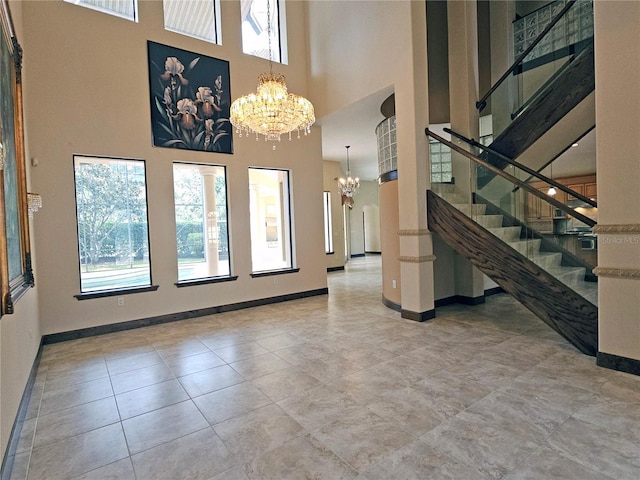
[513,0,593,65]
[64,0,137,22]
[429,141,452,184]
[376,116,397,177]
[163,0,221,45]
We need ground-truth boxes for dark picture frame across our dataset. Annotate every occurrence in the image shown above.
[147,40,233,154]
[0,0,34,316]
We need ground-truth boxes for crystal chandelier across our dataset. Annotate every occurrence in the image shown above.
[337,146,360,208]
[230,0,315,148]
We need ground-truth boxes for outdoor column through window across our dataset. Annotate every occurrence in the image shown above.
[201,168,221,276]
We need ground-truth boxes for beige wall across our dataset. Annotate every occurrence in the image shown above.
[593,1,640,362]
[1,0,42,459]
[307,1,407,119]
[380,180,401,306]
[348,181,379,256]
[21,0,325,337]
[309,0,434,317]
[322,160,346,270]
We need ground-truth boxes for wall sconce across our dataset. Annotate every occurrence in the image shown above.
[27,193,42,218]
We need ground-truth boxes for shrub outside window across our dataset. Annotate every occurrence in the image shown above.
[173,163,230,282]
[73,156,151,293]
[248,168,293,272]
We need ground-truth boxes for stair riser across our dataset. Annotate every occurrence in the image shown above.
[452,204,487,216]
[510,240,542,256]
[531,254,563,270]
[476,216,504,229]
[489,227,522,242]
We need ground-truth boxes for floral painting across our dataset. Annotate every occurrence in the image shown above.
[147,41,233,154]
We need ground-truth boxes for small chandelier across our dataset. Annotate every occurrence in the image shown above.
[230,0,315,148]
[337,145,360,208]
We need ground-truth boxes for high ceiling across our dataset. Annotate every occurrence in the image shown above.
[316,87,595,183]
[316,86,394,182]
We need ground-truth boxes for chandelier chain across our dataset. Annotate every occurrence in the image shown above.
[267,0,273,73]
[337,145,360,207]
[229,0,315,146]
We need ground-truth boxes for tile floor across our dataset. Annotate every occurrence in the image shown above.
[7,256,640,479]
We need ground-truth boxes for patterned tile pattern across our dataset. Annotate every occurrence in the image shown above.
[8,256,640,479]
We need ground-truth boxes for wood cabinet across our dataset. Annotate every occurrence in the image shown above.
[567,184,585,200]
[585,182,597,200]
[526,174,596,225]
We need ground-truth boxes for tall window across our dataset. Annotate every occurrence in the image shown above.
[248,168,293,272]
[173,163,230,282]
[241,0,287,63]
[323,191,333,254]
[73,156,151,293]
[64,0,137,22]
[163,0,221,45]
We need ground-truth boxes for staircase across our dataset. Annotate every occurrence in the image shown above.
[478,41,594,189]
[425,0,599,355]
[427,190,598,356]
[444,191,598,306]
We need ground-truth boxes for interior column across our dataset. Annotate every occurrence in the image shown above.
[447,0,485,303]
[396,0,435,321]
[593,1,640,375]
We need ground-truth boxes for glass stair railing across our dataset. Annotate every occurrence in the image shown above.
[477,0,594,141]
[427,129,597,307]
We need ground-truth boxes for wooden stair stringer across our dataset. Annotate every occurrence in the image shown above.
[427,190,598,356]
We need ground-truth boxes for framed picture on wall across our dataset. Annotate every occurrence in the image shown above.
[0,0,34,316]
[147,40,233,154]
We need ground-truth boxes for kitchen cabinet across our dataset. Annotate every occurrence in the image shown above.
[567,184,585,200]
[525,188,555,233]
[527,174,596,215]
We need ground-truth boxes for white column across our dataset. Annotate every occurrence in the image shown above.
[593,1,640,370]
[200,168,220,277]
[396,0,435,320]
[447,0,485,302]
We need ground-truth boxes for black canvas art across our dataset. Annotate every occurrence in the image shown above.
[148,41,232,154]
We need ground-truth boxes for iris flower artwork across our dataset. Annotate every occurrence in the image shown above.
[147,41,233,154]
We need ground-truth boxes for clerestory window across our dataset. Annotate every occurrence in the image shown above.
[163,0,222,45]
[240,0,288,64]
[64,0,137,22]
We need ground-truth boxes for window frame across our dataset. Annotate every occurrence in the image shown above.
[162,0,222,46]
[323,191,334,254]
[172,161,236,286]
[63,0,138,22]
[247,167,296,276]
[72,154,157,299]
[240,0,288,64]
